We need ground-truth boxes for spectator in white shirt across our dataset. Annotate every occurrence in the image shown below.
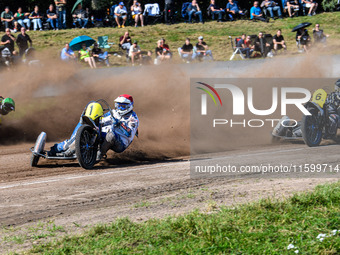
[114,2,128,28]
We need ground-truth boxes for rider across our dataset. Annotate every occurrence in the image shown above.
[48,94,139,159]
[0,96,15,125]
[272,79,340,139]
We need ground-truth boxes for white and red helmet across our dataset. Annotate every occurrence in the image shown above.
[114,94,134,115]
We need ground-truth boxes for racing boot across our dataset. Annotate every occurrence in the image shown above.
[47,144,58,157]
[272,116,290,137]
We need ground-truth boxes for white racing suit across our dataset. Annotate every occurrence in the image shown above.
[51,109,139,156]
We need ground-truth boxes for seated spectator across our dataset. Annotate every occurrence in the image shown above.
[160,38,172,58]
[313,23,329,44]
[46,4,59,30]
[208,0,225,22]
[245,35,255,53]
[250,1,269,22]
[119,31,132,55]
[236,34,251,58]
[1,28,16,54]
[114,2,128,28]
[296,27,311,53]
[131,0,144,27]
[178,38,194,63]
[226,0,245,21]
[187,0,203,24]
[73,4,88,28]
[92,42,110,66]
[16,27,32,57]
[254,32,271,57]
[14,7,31,31]
[1,7,15,31]
[260,0,282,19]
[301,0,317,16]
[60,43,76,61]
[129,40,142,65]
[194,36,213,61]
[155,40,171,63]
[29,6,43,31]
[79,43,97,68]
[273,29,287,53]
[285,0,299,18]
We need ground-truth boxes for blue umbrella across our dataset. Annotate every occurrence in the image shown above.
[69,35,96,51]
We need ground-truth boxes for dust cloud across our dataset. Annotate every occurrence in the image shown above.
[0,52,336,159]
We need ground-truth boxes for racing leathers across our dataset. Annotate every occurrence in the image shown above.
[324,91,340,137]
[50,109,139,156]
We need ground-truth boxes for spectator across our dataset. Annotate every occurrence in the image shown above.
[250,1,269,22]
[296,27,311,53]
[187,0,203,24]
[131,0,144,27]
[129,40,142,66]
[155,40,171,63]
[1,28,16,54]
[313,23,329,44]
[245,35,255,53]
[254,32,271,57]
[92,42,110,66]
[73,4,88,29]
[1,7,15,31]
[55,0,67,29]
[46,4,59,30]
[236,34,251,58]
[260,0,282,19]
[209,0,225,22]
[29,6,43,31]
[285,0,299,18]
[16,27,32,57]
[114,2,128,28]
[226,0,245,21]
[60,43,76,61]
[164,0,175,25]
[301,0,318,16]
[79,43,97,68]
[273,29,287,53]
[160,38,172,58]
[178,38,193,63]
[14,7,31,31]
[119,31,132,55]
[194,36,213,61]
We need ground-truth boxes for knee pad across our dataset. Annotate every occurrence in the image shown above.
[328,114,338,135]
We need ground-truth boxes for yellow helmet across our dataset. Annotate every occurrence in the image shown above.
[84,102,104,121]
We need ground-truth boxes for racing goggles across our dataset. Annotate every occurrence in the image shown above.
[115,102,129,111]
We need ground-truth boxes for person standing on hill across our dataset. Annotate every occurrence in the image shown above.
[55,0,67,29]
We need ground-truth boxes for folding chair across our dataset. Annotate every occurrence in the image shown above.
[98,36,114,49]
[229,36,245,60]
[143,3,163,25]
[181,2,191,22]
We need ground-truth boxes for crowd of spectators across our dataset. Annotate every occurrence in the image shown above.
[0,0,325,32]
[0,0,334,68]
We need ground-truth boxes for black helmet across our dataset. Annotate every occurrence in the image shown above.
[335,79,340,91]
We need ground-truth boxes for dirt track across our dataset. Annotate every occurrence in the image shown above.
[0,142,338,253]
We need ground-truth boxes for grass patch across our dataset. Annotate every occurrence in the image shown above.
[1,12,340,66]
[29,181,340,254]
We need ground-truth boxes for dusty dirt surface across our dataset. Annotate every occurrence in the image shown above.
[0,142,337,254]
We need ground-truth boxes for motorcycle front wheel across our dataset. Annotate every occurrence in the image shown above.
[301,107,323,147]
[75,124,98,169]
